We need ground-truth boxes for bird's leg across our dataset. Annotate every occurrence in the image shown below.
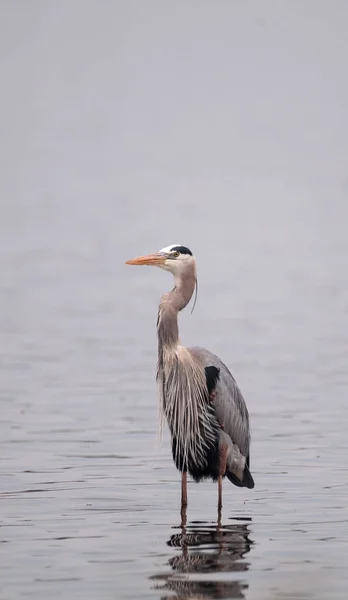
[181,470,187,527]
[181,470,187,507]
[217,443,228,524]
[218,475,223,513]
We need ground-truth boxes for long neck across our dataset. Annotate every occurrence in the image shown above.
[157,269,196,356]
[156,268,217,473]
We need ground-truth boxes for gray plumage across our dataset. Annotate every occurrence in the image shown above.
[126,243,254,517]
[188,347,251,462]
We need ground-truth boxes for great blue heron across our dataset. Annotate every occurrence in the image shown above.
[126,244,254,521]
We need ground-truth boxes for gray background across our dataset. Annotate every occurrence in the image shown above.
[1,1,348,599]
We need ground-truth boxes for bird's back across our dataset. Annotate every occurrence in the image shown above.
[188,346,251,463]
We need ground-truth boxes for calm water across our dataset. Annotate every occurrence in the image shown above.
[1,2,348,599]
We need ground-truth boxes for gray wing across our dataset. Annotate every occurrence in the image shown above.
[188,346,251,462]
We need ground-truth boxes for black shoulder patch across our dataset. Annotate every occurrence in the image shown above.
[171,245,192,256]
[205,366,220,395]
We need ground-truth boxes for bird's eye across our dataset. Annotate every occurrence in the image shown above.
[172,251,180,258]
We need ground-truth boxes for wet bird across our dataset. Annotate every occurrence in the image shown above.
[126,244,254,520]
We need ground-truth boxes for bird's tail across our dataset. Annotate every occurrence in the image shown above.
[226,464,254,489]
[224,439,255,489]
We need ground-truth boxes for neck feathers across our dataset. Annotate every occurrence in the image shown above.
[157,266,196,354]
[157,301,179,357]
[158,346,219,471]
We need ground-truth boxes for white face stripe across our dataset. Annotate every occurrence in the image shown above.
[159,244,182,253]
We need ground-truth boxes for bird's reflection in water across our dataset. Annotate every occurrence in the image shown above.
[151,518,253,599]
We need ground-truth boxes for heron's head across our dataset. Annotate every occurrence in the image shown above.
[126,244,195,277]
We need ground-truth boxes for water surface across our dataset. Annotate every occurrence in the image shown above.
[1,2,348,599]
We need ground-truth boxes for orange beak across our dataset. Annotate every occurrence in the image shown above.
[125,253,166,266]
